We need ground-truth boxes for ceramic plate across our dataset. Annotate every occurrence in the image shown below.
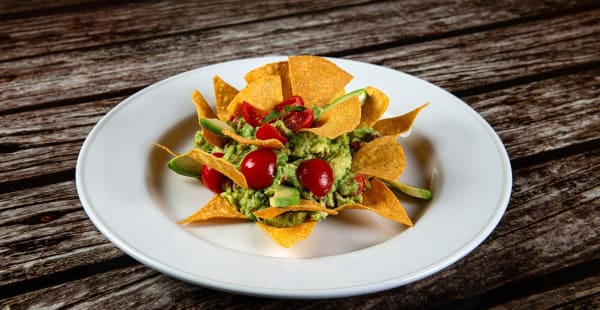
[76,56,512,298]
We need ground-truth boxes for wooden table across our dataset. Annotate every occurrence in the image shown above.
[1,1,599,308]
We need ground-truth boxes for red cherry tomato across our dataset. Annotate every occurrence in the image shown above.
[201,153,225,193]
[241,149,277,189]
[241,101,268,127]
[275,96,304,112]
[284,109,314,132]
[354,174,366,196]
[297,158,333,197]
[256,123,287,144]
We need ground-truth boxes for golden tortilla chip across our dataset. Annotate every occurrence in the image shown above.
[178,195,247,224]
[300,96,361,139]
[256,221,317,248]
[153,142,178,157]
[227,75,283,118]
[245,61,293,99]
[336,178,412,226]
[213,75,238,121]
[187,149,249,189]
[288,55,353,107]
[253,199,337,219]
[359,86,389,127]
[192,90,217,120]
[351,136,405,181]
[373,102,429,137]
[222,129,284,149]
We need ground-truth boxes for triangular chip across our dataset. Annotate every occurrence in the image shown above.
[227,75,283,118]
[359,86,389,127]
[336,178,412,226]
[373,102,429,137]
[153,142,178,157]
[213,75,239,121]
[256,221,317,248]
[192,90,217,120]
[178,195,247,224]
[222,129,284,149]
[245,61,293,99]
[351,136,405,181]
[300,96,361,139]
[253,199,337,219]
[288,55,353,107]
[187,149,249,189]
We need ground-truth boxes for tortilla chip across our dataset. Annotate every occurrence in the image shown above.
[202,129,227,148]
[153,142,178,157]
[253,199,337,219]
[245,61,293,99]
[256,221,317,247]
[351,136,405,181]
[178,195,247,224]
[213,75,238,121]
[373,102,429,137]
[222,129,284,149]
[300,96,361,139]
[192,90,217,120]
[288,55,353,107]
[336,178,412,226]
[187,149,249,189]
[359,86,389,127]
[227,75,283,118]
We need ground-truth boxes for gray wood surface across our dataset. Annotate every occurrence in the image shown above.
[1,0,598,308]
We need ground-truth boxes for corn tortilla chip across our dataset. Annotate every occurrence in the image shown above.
[300,96,361,139]
[373,102,429,137]
[288,55,353,107]
[179,195,247,224]
[359,86,389,127]
[253,199,337,219]
[188,149,249,189]
[245,61,293,99]
[336,178,412,226]
[351,136,405,181]
[222,129,284,149]
[256,221,317,248]
[153,142,178,157]
[227,75,283,118]
[191,90,217,120]
[213,75,238,121]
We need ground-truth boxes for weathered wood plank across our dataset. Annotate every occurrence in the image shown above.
[0,0,105,17]
[2,67,597,185]
[1,6,598,112]
[0,0,373,62]
[1,145,597,304]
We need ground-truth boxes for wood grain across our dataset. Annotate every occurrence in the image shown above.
[1,5,598,113]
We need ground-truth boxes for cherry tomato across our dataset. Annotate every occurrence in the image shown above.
[241,101,268,127]
[284,109,314,131]
[354,174,366,196]
[241,149,277,189]
[275,96,304,112]
[201,153,225,193]
[256,123,287,144]
[297,158,333,197]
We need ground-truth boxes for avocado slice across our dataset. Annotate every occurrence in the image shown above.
[314,88,368,119]
[167,153,203,178]
[269,185,301,207]
[384,179,432,200]
[199,118,234,138]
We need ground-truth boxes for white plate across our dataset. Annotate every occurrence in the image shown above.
[76,56,511,298]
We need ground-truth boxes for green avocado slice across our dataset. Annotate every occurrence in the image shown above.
[384,179,432,200]
[167,153,203,178]
[199,118,234,138]
[269,185,301,207]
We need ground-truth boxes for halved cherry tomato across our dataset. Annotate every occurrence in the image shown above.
[275,96,304,112]
[241,101,268,127]
[354,174,366,196]
[201,153,225,193]
[284,108,314,132]
[240,149,277,189]
[297,158,333,197]
[256,123,287,144]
